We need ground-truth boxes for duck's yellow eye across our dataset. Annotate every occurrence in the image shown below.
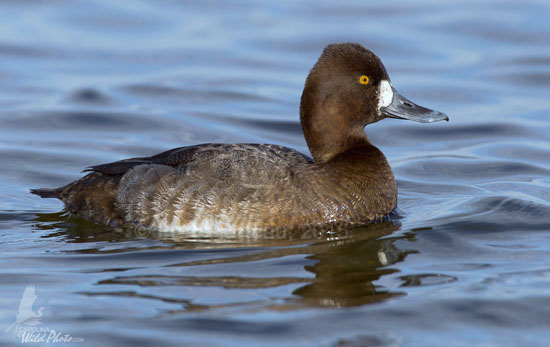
[359,75,370,85]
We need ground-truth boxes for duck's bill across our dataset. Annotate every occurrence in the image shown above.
[381,87,449,123]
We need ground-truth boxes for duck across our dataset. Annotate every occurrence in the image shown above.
[31,43,448,232]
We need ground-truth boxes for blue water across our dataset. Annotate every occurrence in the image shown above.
[1,0,549,346]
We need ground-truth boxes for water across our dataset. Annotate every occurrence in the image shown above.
[1,0,549,346]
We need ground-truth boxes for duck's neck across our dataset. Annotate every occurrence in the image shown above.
[300,98,368,162]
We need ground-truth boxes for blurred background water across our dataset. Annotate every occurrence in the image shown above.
[1,0,549,346]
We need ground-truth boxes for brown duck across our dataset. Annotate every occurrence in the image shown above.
[31,43,448,232]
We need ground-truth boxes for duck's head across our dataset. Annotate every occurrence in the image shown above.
[300,43,448,162]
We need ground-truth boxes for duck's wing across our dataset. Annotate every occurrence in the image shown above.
[85,143,312,176]
[81,145,193,176]
[32,144,312,226]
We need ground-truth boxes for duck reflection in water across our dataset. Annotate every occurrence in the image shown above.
[33,213,413,309]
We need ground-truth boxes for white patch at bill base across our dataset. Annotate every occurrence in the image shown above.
[378,80,393,109]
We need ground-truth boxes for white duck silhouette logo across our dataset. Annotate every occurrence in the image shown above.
[6,284,45,333]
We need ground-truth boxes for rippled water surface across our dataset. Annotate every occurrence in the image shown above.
[1,0,550,346]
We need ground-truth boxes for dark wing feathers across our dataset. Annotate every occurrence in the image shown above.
[83,160,153,175]
[83,145,196,176]
[83,144,311,176]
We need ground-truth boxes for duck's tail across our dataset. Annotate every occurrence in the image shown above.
[30,188,59,198]
[30,172,124,226]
